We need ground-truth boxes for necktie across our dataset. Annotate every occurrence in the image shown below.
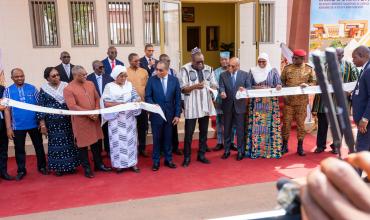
[161,78,167,95]
[232,73,236,88]
[97,75,102,95]
[65,65,70,78]
[111,60,115,70]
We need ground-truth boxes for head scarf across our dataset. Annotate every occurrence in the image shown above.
[111,65,127,80]
[220,51,230,59]
[250,52,272,84]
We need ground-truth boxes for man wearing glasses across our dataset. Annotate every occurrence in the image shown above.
[178,47,218,167]
[55,51,74,83]
[102,46,125,76]
[87,60,114,156]
[281,49,316,156]
[127,53,150,157]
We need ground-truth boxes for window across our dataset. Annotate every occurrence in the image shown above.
[187,27,200,51]
[69,0,97,46]
[143,0,160,45]
[29,0,59,47]
[107,0,133,45]
[259,3,274,43]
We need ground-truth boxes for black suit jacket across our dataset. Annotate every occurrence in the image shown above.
[140,56,158,77]
[86,72,114,97]
[219,70,251,114]
[55,63,74,83]
[0,85,5,131]
[352,61,370,123]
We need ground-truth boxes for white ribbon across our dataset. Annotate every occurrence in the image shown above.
[235,82,356,99]
[0,98,166,121]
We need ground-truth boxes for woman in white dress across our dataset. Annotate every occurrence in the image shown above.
[101,65,141,173]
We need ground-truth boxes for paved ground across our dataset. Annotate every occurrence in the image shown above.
[1,182,277,220]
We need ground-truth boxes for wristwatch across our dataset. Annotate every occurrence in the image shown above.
[361,117,369,123]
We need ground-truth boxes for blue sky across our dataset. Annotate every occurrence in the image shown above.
[311,0,370,25]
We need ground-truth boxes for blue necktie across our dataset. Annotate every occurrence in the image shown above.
[232,73,236,89]
[161,78,167,95]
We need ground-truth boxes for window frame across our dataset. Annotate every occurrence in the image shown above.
[142,0,161,46]
[106,0,134,47]
[28,0,61,48]
[68,0,99,47]
[253,1,275,44]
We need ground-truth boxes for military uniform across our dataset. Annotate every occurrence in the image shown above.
[281,63,316,143]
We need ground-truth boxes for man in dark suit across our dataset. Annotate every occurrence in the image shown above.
[352,46,370,174]
[87,60,114,156]
[140,44,158,77]
[145,61,181,171]
[55,51,74,83]
[219,57,251,161]
[102,46,124,76]
[0,85,15,181]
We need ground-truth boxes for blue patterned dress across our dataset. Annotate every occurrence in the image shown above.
[37,88,80,172]
[246,68,282,159]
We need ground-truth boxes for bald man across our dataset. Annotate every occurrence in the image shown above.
[55,51,74,83]
[102,46,124,76]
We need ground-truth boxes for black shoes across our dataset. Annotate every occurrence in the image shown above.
[131,166,141,173]
[314,147,326,153]
[182,158,191,167]
[55,171,63,177]
[84,168,94,178]
[197,156,210,164]
[213,144,224,151]
[16,172,26,181]
[237,152,244,161]
[221,152,230,159]
[297,140,306,156]
[116,168,124,174]
[205,147,211,152]
[230,144,238,151]
[39,168,49,175]
[164,161,177,169]
[0,172,15,181]
[95,164,112,172]
[329,144,339,154]
[152,163,160,171]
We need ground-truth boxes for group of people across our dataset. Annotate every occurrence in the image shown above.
[1,44,370,181]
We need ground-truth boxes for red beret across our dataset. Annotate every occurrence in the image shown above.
[293,49,307,57]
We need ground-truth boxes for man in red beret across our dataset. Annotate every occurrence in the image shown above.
[281,49,316,156]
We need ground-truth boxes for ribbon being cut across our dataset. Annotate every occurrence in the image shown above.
[0,82,356,117]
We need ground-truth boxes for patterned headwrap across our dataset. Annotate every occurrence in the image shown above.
[191,47,202,56]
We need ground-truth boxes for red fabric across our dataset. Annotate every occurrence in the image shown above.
[293,49,307,57]
[0,133,340,218]
[111,60,115,69]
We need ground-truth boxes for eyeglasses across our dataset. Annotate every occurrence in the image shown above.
[258,60,267,63]
[156,68,164,72]
[195,61,204,65]
[227,65,236,68]
[98,66,104,69]
[62,56,70,59]
[50,74,60,78]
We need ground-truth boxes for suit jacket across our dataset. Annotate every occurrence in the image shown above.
[0,85,5,131]
[87,72,114,97]
[352,61,370,123]
[145,75,181,125]
[140,56,158,77]
[219,70,251,114]
[55,63,74,83]
[102,57,124,76]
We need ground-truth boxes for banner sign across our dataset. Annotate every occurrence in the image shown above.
[310,0,370,59]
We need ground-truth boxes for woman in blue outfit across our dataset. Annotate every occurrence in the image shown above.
[37,67,80,176]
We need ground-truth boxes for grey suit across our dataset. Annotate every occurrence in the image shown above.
[219,70,251,153]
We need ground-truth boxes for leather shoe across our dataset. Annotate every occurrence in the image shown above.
[231,144,238,151]
[152,163,160,171]
[0,172,15,181]
[329,144,339,154]
[84,168,94,178]
[95,164,112,172]
[206,147,211,152]
[116,168,124,174]
[197,156,210,164]
[55,171,63,177]
[221,152,230,159]
[164,161,177,169]
[139,150,149,158]
[314,147,326,153]
[173,149,183,156]
[131,166,140,173]
[213,144,224,151]
[236,152,244,161]
[182,158,191,167]
[39,168,49,175]
[16,172,26,181]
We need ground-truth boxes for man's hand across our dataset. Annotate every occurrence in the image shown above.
[300,153,370,220]
[7,128,14,140]
[0,99,5,111]
[238,87,247,92]
[172,117,179,125]
[195,82,205,90]
[220,92,227,99]
[300,83,309,88]
[276,85,282,91]
[89,114,99,121]
[149,59,156,67]
[358,119,368,134]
